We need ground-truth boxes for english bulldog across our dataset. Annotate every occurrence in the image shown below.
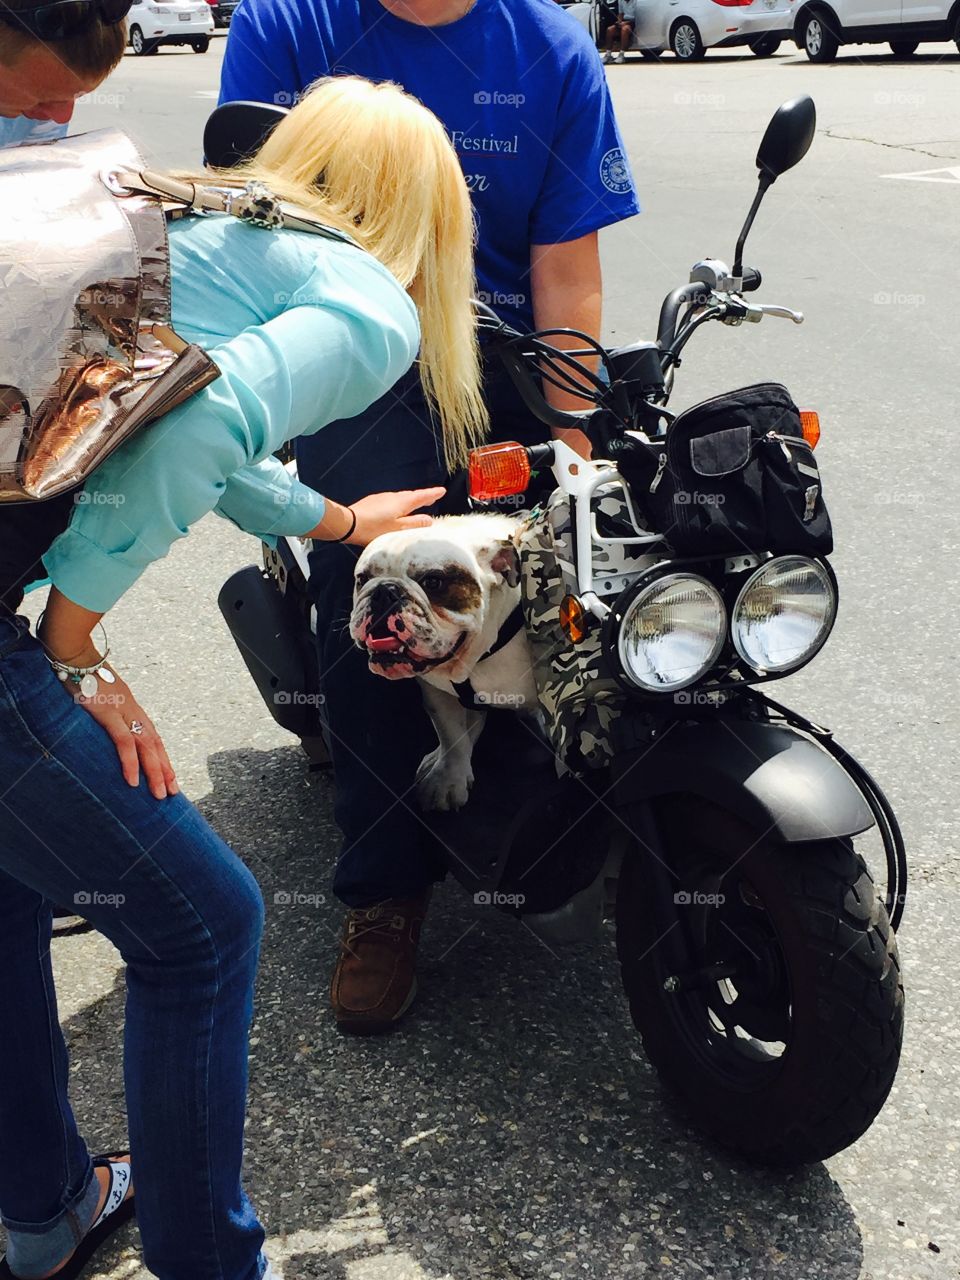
[350,513,536,811]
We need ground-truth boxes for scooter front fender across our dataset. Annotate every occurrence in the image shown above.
[611,719,874,843]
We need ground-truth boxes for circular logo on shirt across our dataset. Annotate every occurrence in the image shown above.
[600,147,632,195]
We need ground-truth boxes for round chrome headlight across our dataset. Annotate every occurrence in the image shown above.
[616,574,726,692]
[732,556,836,674]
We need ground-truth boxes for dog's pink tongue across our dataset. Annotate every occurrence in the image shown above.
[367,635,405,654]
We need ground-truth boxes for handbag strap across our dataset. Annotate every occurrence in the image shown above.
[110,169,362,249]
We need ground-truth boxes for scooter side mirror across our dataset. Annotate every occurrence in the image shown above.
[733,96,816,277]
[755,96,816,183]
[203,101,290,169]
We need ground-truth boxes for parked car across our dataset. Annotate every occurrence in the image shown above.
[562,0,795,59]
[792,0,960,59]
[128,0,214,53]
[202,0,238,26]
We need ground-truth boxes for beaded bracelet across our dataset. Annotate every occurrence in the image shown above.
[39,618,115,699]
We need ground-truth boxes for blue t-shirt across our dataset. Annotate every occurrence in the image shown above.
[0,117,68,148]
[219,0,640,331]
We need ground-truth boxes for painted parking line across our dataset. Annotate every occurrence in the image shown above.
[883,165,960,182]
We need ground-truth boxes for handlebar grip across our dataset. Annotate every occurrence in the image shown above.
[526,442,556,469]
[741,267,762,293]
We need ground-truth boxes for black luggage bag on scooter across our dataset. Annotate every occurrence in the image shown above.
[639,382,833,557]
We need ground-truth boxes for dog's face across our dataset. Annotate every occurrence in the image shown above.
[350,516,521,681]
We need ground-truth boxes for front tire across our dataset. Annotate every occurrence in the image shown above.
[670,19,706,59]
[800,10,839,60]
[616,797,903,1165]
[750,33,782,55]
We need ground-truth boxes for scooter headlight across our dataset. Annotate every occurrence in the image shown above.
[732,555,836,674]
[615,574,726,692]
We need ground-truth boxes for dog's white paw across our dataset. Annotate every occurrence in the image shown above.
[416,750,474,812]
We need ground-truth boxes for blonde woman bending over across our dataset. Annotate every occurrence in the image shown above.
[0,77,483,1280]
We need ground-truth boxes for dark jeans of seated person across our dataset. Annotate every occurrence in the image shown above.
[297,361,550,910]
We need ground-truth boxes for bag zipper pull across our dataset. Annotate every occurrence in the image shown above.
[766,430,792,461]
[649,451,668,493]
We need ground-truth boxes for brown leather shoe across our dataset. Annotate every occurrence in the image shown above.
[330,890,431,1034]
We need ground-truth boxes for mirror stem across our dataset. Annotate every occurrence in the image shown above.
[733,173,773,279]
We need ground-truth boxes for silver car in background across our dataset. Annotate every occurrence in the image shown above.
[561,0,795,59]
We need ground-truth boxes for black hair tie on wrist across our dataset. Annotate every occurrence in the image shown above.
[334,507,357,543]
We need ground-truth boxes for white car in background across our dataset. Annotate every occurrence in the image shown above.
[792,0,960,60]
[128,0,214,54]
[562,0,796,59]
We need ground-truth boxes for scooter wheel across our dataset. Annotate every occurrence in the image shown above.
[615,795,903,1165]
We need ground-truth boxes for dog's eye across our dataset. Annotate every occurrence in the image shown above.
[356,572,371,588]
[419,573,446,595]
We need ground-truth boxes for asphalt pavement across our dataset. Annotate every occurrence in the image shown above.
[8,33,960,1280]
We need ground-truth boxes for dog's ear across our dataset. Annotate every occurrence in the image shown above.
[486,538,521,589]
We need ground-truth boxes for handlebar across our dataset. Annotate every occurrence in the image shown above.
[657,268,762,350]
[474,256,787,442]
[656,283,710,351]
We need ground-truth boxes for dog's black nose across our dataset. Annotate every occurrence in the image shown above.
[367,581,406,616]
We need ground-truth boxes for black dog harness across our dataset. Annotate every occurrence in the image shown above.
[451,605,525,711]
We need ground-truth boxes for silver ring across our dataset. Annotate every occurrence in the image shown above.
[129,721,144,736]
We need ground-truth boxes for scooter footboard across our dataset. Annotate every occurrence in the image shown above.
[611,719,874,843]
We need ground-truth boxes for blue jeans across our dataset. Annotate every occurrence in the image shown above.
[297,363,549,908]
[0,615,267,1280]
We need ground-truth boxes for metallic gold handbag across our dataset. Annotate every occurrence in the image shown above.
[0,130,220,503]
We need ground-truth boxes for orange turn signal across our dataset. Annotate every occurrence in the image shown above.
[799,410,821,449]
[559,593,588,645]
[468,442,530,501]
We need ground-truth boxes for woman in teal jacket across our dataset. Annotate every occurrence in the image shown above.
[0,76,483,1280]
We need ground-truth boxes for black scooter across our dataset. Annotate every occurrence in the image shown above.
[210,96,906,1166]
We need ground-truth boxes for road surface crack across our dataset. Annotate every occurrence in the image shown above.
[823,128,960,159]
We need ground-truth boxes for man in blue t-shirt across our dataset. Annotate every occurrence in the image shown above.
[220,0,640,1035]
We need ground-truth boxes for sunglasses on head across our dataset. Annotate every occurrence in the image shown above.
[0,0,131,41]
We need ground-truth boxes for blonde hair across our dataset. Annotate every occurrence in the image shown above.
[205,77,488,471]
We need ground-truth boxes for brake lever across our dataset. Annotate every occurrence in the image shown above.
[711,295,804,327]
[743,302,804,325]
